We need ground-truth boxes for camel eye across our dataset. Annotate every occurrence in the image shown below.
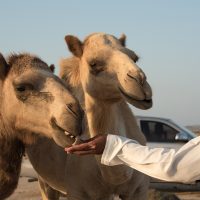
[89,59,105,68]
[14,83,35,101]
[89,59,106,75]
[89,61,97,68]
[16,85,26,92]
[14,84,34,93]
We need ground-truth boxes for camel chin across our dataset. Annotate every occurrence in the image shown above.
[119,87,152,110]
[124,96,153,110]
[118,86,152,110]
[50,117,80,147]
[52,130,82,148]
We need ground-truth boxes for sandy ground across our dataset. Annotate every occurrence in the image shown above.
[6,177,41,200]
[6,158,200,200]
[6,177,200,200]
[7,177,68,200]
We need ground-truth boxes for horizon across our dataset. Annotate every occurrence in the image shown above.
[0,0,199,126]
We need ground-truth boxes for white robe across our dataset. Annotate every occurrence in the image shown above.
[101,134,200,183]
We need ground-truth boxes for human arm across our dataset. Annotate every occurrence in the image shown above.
[65,134,200,183]
[102,134,200,183]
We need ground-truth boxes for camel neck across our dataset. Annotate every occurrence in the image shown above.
[0,112,14,139]
[84,93,145,144]
[84,93,135,184]
[0,137,25,199]
[84,93,118,137]
[84,93,147,184]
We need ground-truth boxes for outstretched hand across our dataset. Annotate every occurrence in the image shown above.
[65,134,107,155]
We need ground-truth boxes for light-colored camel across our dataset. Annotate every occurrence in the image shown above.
[26,33,153,200]
[0,53,82,200]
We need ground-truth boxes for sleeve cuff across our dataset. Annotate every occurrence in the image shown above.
[101,134,130,166]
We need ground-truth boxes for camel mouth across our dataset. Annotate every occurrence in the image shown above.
[50,117,76,140]
[118,87,152,106]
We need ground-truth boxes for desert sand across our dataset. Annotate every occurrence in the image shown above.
[6,177,200,200]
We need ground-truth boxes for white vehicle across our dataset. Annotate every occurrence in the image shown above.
[136,116,196,150]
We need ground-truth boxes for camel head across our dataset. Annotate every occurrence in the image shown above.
[0,53,82,147]
[64,33,152,109]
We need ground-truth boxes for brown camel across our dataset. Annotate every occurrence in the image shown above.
[26,33,153,200]
[0,53,82,200]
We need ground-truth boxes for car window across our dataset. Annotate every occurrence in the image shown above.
[140,120,179,142]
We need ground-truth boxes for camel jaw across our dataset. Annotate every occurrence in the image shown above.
[50,117,78,147]
[64,131,83,145]
[118,87,153,110]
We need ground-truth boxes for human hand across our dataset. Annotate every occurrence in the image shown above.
[65,134,107,155]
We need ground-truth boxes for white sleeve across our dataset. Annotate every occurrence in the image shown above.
[101,134,200,183]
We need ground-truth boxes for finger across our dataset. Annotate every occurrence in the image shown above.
[65,143,93,153]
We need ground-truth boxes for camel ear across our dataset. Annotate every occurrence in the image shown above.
[65,35,83,58]
[119,34,126,47]
[0,53,8,80]
[49,64,55,73]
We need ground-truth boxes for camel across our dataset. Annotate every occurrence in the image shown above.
[0,53,83,200]
[26,33,153,200]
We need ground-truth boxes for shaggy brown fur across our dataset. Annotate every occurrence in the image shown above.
[59,56,84,107]
[0,137,24,200]
[59,56,80,88]
[7,53,51,75]
[0,54,45,199]
[0,54,34,199]
[0,52,82,199]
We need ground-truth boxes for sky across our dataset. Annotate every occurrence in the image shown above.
[0,0,200,126]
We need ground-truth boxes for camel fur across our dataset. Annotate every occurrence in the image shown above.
[0,53,82,199]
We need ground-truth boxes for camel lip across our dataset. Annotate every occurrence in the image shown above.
[118,87,152,104]
[50,117,76,139]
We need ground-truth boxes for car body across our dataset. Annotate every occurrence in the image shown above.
[136,116,196,150]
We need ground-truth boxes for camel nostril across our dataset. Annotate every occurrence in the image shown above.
[127,70,146,86]
[127,73,141,86]
[139,72,146,86]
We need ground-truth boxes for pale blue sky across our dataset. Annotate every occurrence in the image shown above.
[0,0,200,125]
